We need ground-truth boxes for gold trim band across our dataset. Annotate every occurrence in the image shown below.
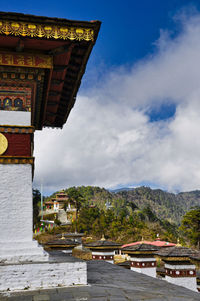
[0,125,34,134]
[0,20,94,41]
[0,156,34,164]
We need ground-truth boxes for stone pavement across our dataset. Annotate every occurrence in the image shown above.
[0,260,199,300]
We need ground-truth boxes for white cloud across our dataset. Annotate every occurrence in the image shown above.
[34,12,200,194]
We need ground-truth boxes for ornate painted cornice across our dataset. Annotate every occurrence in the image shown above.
[0,20,94,41]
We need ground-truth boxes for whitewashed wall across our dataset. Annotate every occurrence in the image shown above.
[92,251,115,264]
[0,261,87,291]
[165,263,197,292]
[0,111,31,126]
[130,257,157,278]
[0,164,48,263]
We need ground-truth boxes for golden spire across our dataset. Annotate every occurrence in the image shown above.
[176,238,182,247]
[101,234,106,241]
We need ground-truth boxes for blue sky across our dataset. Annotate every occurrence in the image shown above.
[2,1,200,194]
[2,1,199,68]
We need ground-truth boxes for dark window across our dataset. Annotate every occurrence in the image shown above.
[14,98,23,108]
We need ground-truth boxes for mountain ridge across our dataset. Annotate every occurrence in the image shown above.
[46,185,200,225]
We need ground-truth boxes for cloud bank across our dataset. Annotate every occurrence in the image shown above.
[34,12,200,194]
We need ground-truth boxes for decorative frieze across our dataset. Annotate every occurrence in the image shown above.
[0,19,94,41]
[0,84,32,112]
[92,254,114,260]
[130,260,156,268]
[165,268,196,277]
[0,52,53,69]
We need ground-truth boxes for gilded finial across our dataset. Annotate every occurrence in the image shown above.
[101,234,106,241]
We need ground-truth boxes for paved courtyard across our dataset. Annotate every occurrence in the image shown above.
[0,260,199,300]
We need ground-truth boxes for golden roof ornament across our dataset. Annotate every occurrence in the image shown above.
[176,238,182,247]
[101,234,106,241]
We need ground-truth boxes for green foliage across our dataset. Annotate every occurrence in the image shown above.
[76,202,177,243]
[67,187,84,211]
[179,207,200,249]
[118,186,200,224]
[66,186,86,232]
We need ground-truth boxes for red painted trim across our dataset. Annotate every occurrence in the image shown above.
[92,255,113,260]
[165,268,196,277]
[131,261,156,268]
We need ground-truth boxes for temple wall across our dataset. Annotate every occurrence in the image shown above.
[165,263,197,291]
[0,261,87,291]
[165,276,197,292]
[0,164,33,242]
[0,164,48,263]
[130,257,157,278]
[91,251,115,264]
[0,111,31,126]
[165,263,195,270]
[130,257,156,262]
[92,251,115,256]
[131,266,157,278]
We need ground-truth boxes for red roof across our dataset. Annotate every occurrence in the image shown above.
[122,240,176,248]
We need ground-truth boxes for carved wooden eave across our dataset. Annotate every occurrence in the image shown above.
[0,12,101,129]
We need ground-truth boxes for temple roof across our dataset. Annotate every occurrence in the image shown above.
[190,252,200,261]
[156,246,198,258]
[85,239,121,249]
[122,243,159,254]
[122,240,176,248]
[45,238,79,247]
[56,232,84,238]
[0,12,101,129]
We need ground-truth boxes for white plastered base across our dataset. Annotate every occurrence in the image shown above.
[0,260,87,291]
[0,241,49,263]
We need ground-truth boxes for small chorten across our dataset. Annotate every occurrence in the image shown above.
[44,234,79,254]
[122,243,159,278]
[157,246,198,292]
[85,236,121,264]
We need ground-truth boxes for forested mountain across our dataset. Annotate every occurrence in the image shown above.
[117,187,200,224]
[56,186,200,225]
[40,186,200,245]
[45,186,200,227]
